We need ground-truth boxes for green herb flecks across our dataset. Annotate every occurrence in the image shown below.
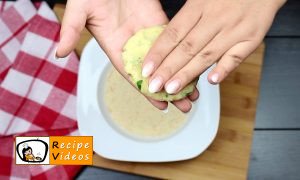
[136,80,143,90]
[185,92,192,97]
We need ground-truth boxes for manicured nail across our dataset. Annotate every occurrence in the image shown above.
[54,54,59,60]
[54,47,60,60]
[142,62,154,78]
[211,73,219,84]
[161,107,169,113]
[149,76,163,93]
[166,80,180,94]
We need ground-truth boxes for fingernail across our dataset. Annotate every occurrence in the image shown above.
[161,107,169,113]
[54,47,60,60]
[149,76,163,93]
[142,62,154,78]
[211,73,219,84]
[166,80,180,94]
[54,54,59,60]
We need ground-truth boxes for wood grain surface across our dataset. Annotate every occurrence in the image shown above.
[54,4,265,180]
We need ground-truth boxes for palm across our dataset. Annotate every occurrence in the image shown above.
[59,0,197,111]
[85,0,168,77]
[82,0,172,108]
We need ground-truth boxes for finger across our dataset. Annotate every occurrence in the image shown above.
[110,66,168,111]
[188,87,199,102]
[142,0,202,79]
[149,18,220,93]
[89,23,169,113]
[147,98,168,110]
[56,0,87,58]
[208,40,260,84]
[172,98,192,113]
[111,66,169,111]
[165,32,239,94]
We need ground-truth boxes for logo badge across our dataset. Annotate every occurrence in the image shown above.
[15,137,49,165]
[15,136,93,165]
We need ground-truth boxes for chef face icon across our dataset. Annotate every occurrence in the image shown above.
[22,144,37,161]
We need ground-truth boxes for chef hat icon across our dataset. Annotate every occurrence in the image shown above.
[23,143,28,149]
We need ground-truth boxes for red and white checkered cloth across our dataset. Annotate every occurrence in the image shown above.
[0,0,82,179]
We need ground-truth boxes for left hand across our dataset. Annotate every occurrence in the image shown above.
[142,0,286,94]
[56,0,199,112]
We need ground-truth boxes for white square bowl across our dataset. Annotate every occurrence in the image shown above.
[77,38,220,162]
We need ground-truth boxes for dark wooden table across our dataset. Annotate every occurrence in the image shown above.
[76,0,300,179]
[248,0,300,179]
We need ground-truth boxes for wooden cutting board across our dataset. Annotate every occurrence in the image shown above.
[54,4,264,179]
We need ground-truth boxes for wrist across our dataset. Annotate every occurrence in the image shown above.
[274,0,287,11]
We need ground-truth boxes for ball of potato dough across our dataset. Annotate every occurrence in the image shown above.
[122,25,197,101]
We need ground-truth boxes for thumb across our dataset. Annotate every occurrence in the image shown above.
[56,0,87,58]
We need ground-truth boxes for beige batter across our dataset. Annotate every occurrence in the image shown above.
[102,67,189,140]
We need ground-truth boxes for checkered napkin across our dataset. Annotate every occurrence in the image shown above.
[0,0,82,179]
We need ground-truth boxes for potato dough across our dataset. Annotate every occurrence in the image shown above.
[122,26,197,101]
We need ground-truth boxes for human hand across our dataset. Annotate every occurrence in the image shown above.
[56,0,199,112]
[142,0,286,95]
